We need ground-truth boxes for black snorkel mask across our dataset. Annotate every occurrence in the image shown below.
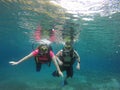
[64,41,72,51]
[40,45,48,53]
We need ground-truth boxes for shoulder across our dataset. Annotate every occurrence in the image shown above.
[49,50,55,58]
[49,50,54,54]
[32,49,39,56]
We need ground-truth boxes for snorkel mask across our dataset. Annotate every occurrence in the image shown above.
[64,41,72,51]
[40,45,48,53]
[65,45,72,50]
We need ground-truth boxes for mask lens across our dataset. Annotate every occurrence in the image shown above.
[65,45,71,50]
[41,46,48,52]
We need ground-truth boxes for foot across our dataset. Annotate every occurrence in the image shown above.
[64,80,68,85]
[61,80,68,86]
[52,71,59,77]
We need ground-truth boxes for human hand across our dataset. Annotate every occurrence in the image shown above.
[76,63,80,70]
[9,61,19,65]
[58,71,64,77]
[58,60,63,66]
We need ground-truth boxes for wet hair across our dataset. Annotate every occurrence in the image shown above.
[37,44,47,50]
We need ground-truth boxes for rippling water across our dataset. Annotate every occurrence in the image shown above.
[0,0,120,90]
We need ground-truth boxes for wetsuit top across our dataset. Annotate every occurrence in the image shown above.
[32,49,54,58]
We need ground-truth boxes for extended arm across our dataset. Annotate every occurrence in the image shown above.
[9,52,33,65]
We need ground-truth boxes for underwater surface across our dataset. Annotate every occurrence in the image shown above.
[0,0,120,90]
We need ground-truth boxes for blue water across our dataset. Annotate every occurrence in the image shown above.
[0,1,120,90]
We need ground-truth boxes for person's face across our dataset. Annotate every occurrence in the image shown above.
[40,46,48,53]
[64,44,72,51]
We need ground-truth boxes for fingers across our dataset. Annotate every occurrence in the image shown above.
[61,62,63,65]
[9,61,13,64]
[61,73,64,77]
[59,61,63,66]
[59,71,64,77]
[9,61,17,65]
[76,66,80,70]
[59,62,63,66]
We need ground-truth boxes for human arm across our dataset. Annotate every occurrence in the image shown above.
[55,50,63,65]
[55,56,63,66]
[51,56,63,77]
[74,50,80,70]
[9,52,33,65]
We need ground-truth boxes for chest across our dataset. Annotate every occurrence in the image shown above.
[37,53,50,61]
